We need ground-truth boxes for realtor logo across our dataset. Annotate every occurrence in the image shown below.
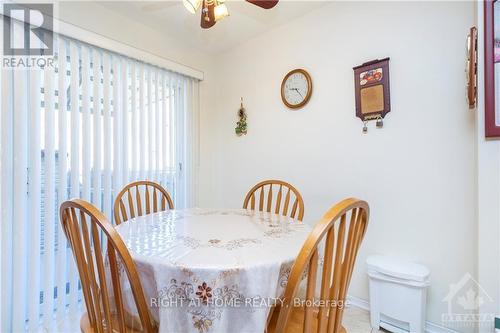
[442,273,494,328]
[3,3,53,56]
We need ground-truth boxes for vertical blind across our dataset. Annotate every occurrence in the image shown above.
[1,25,200,332]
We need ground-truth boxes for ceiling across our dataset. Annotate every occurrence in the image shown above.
[97,1,328,55]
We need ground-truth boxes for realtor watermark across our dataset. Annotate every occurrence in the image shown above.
[2,3,55,69]
[151,296,349,310]
[441,273,495,329]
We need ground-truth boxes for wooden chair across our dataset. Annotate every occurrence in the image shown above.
[243,180,305,221]
[114,180,174,225]
[266,198,370,333]
[60,199,157,333]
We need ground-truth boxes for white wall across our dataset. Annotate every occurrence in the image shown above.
[476,1,500,330]
[199,1,476,330]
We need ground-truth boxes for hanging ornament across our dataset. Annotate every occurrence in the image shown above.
[376,115,384,128]
[201,0,216,28]
[204,0,210,21]
[362,120,368,134]
[235,97,248,136]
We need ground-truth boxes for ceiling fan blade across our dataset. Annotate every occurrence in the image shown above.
[200,0,216,29]
[245,0,279,9]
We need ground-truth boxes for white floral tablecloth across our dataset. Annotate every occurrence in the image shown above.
[115,208,311,333]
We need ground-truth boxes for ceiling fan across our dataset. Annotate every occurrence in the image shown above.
[183,0,279,29]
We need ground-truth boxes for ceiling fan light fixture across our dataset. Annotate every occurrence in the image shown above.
[183,0,202,14]
[214,2,229,21]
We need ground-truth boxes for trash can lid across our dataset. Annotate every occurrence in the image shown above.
[366,255,430,283]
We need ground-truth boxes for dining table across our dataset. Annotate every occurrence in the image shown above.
[114,208,312,333]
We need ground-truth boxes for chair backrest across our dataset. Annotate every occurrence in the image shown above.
[273,198,369,333]
[114,180,174,225]
[60,199,155,333]
[243,180,305,221]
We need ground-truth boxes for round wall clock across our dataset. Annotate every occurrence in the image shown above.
[281,69,313,109]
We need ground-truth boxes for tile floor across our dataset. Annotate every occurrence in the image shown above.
[56,306,385,333]
[342,306,385,333]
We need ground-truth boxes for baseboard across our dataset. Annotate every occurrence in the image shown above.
[424,322,459,333]
[347,294,370,311]
[346,295,459,333]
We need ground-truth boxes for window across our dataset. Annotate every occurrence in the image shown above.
[1,30,200,331]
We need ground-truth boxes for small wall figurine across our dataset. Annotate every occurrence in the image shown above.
[353,58,391,133]
[235,97,247,136]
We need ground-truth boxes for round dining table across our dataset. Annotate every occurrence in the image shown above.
[115,208,312,333]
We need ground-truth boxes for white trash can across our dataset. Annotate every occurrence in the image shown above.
[367,255,430,333]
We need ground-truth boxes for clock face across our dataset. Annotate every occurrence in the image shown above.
[281,69,312,109]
